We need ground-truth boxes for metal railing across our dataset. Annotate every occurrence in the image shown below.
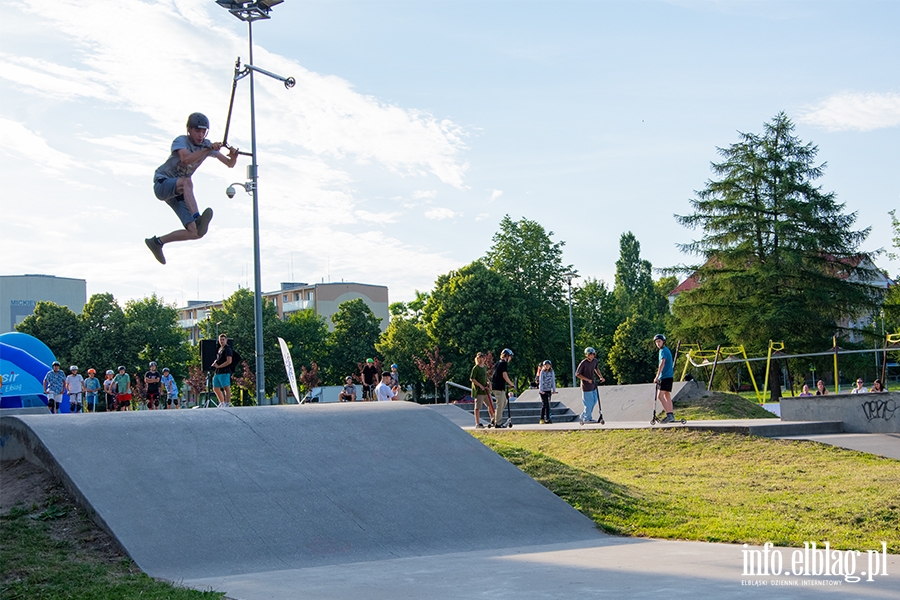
[444,381,470,404]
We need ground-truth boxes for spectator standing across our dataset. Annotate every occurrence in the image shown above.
[160,367,180,409]
[576,347,606,425]
[469,352,494,428]
[538,360,557,424]
[815,380,828,396]
[390,364,401,392]
[798,384,813,397]
[375,371,398,402]
[145,362,162,409]
[113,366,132,411]
[84,368,101,412]
[361,358,379,401]
[653,334,677,423]
[490,349,515,428]
[850,379,868,394]
[103,370,117,411]
[211,333,234,408]
[43,361,65,414]
[65,366,85,413]
[339,376,357,402]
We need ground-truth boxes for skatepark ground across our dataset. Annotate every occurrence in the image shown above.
[1,401,897,599]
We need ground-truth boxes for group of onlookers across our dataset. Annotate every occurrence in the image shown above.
[42,361,180,414]
[338,361,401,402]
[799,378,888,396]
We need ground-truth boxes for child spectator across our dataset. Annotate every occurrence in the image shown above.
[84,368,101,412]
[66,366,84,413]
[538,360,557,424]
[160,367,180,409]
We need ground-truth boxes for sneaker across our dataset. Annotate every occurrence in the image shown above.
[196,207,214,238]
[579,416,585,426]
[539,419,546,424]
[546,419,553,424]
[663,414,675,423]
[145,237,166,265]
[475,423,485,429]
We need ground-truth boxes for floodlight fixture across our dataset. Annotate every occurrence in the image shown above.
[215,0,283,22]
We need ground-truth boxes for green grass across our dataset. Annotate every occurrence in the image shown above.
[0,498,223,599]
[675,390,777,420]
[474,430,900,553]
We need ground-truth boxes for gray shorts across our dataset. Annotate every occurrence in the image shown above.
[154,177,193,227]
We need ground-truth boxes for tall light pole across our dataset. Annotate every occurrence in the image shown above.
[563,272,578,386]
[217,1,293,405]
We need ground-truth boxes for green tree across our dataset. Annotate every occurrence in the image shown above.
[613,232,658,321]
[209,288,285,396]
[423,261,526,384]
[607,314,658,384]
[123,294,191,377]
[673,112,876,367]
[16,301,82,366]
[71,293,127,375]
[328,298,383,384]
[281,309,329,372]
[572,278,618,378]
[375,316,431,400]
[483,215,572,383]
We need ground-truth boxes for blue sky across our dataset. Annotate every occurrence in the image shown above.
[2,0,898,309]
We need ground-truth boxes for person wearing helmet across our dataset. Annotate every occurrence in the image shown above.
[389,364,401,393]
[65,366,85,413]
[144,361,162,410]
[146,112,240,265]
[160,367,180,409]
[84,368,101,413]
[576,347,606,425]
[490,349,515,428]
[653,334,677,423]
[361,358,379,401]
[103,369,118,412]
[339,376,357,402]
[113,366,132,411]
[43,361,65,414]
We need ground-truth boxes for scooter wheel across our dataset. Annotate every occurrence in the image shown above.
[680,419,687,424]
[508,423,513,428]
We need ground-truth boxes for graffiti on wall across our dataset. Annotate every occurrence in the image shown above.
[861,399,897,422]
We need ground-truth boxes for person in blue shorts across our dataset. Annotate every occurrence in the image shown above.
[211,333,234,408]
[653,334,677,423]
[146,113,239,265]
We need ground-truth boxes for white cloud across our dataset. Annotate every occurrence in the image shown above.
[489,189,503,201]
[799,92,900,132]
[354,210,401,225]
[0,118,76,171]
[475,213,490,222]
[412,189,437,200]
[424,207,459,220]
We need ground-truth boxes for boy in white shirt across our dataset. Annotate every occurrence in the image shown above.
[65,366,84,413]
[374,372,398,402]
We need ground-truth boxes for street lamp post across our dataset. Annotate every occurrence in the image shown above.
[563,272,578,386]
[216,0,293,405]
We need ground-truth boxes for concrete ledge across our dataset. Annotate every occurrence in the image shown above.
[781,392,900,433]
[685,420,843,437]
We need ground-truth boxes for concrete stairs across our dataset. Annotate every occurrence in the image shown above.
[452,400,579,425]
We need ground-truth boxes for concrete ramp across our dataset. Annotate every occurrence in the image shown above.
[519,381,692,422]
[0,403,601,582]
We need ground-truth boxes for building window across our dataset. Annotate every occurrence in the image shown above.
[294,293,300,301]
[307,292,313,301]
[283,294,288,302]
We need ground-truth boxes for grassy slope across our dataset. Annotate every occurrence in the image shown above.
[475,430,900,553]
[674,390,778,420]
[0,481,223,600]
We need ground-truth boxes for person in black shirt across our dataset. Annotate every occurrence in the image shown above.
[144,362,162,410]
[490,348,515,428]
[361,358,379,401]
[211,333,234,408]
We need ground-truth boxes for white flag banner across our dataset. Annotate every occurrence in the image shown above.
[277,337,302,404]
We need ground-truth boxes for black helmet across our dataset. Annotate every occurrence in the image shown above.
[186,112,209,130]
[653,334,666,341]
